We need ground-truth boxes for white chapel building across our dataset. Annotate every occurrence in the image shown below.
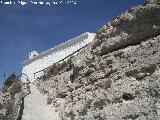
[22,32,95,82]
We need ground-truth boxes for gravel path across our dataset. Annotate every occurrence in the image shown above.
[22,84,60,120]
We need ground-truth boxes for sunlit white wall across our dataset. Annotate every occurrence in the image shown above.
[22,32,95,82]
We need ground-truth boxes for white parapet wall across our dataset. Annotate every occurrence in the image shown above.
[22,32,95,82]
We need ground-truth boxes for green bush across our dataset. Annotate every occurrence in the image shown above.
[4,73,17,87]
[3,73,22,97]
[1,73,22,119]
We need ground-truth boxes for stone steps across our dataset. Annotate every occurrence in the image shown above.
[22,84,60,120]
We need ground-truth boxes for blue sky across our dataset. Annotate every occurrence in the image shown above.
[0,0,144,87]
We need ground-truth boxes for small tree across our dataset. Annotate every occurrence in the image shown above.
[2,73,22,96]
[4,73,17,87]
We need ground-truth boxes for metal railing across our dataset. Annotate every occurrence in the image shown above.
[33,43,90,80]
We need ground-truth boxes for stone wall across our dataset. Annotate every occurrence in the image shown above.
[22,32,95,82]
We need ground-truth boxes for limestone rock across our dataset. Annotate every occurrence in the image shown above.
[145,0,160,4]
[35,1,160,120]
[91,3,160,56]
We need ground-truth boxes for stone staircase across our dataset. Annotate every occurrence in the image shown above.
[21,84,60,120]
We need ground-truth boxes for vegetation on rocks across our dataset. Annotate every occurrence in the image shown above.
[34,0,160,119]
[0,73,22,119]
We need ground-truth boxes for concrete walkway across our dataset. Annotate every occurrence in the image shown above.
[22,84,60,120]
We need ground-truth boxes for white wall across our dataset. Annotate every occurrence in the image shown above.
[22,32,95,82]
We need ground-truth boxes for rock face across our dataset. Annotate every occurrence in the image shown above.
[35,1,160,120]
[145,0,160,4]
[92,1,160,56]
[0,74,22,119]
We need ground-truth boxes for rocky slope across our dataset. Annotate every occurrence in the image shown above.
[0,73,22,118]
[22,84,60,120]
[35,0,160,120]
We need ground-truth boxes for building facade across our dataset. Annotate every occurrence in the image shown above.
[22,32,95,82]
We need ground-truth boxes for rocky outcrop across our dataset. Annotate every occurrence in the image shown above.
[35,0,160,120]
[91,0,160,56]
[0,73,23,119]
[145,0,160,4]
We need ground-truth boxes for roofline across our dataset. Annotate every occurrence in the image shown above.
[22,32,95,66]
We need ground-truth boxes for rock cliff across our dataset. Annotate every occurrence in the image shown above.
[35,0,160,119]
[0,73,22,119]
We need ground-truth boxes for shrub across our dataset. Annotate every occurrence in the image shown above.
[66,58,74,72]
[49,63,59,76]
[1,73,22,119]
[4,73,17,87]
[42,74,48,81]
[2,73,22,94]
[2,73,22,98]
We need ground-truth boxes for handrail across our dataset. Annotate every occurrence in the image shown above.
[17,73,28,80]
[34,43,90,79]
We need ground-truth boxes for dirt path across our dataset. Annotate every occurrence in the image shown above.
[22,84,60,120]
